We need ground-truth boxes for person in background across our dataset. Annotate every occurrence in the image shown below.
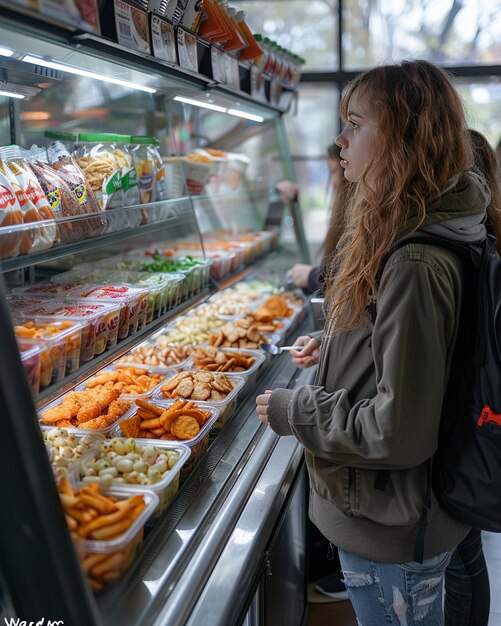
[256,59,500,625]
[283,143,345,294]
[443,127,501,626]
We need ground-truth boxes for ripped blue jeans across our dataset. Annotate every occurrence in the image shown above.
[338,548,453,626]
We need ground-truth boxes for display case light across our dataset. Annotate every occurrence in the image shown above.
[227,108,264,123]
[21,55,157,94]
[173,95,227,112]
[0,89,25,99]
[0,47,14,57]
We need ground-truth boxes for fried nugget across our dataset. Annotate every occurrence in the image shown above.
[77,400,102,423]
[41,404,73,424]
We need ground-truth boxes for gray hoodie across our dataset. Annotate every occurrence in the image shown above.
[267,170,490,563]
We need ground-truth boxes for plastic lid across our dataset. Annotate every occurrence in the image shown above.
[77,133,119,142]
[130,135,156,144]
[44,131,76,141]
[115,134,131,143]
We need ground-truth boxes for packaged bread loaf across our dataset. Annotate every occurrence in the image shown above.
[0,145,58,253]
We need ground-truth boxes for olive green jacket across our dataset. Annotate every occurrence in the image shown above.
[267,170,490,562]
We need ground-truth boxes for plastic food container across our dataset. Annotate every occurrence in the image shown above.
[78,487,159,591]
[14,318,82,380]
[73,439,190,516]
[153,372,245,429]
[113,340,192,371]
[97,255,188,304]
[72,285,149,339]
[6,294,44,315]
[76,365,171,402]
[20,344,42,395]
[207,251,235,281]
[41,428,105,481]
[12,281,84,298]
[38,396,135,436]
[186,347,266,388]
[115,400,219,475]
[23,300,121,361]
[109,271,181,322]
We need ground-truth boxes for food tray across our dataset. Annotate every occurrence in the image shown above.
[185,347,266,388]
[38,397,136,437]
[71,284,149,339]
[75,365,173,401]
[41,427,105,481]
[14,318,82,383]
[112,340,192,372]
[152,371,245,429]
[77,487,159,589]
[72,439,190,516]
[114,400,219,475]
[22,300,121,361]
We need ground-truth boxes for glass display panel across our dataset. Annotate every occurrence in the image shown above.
[344,0,501,69]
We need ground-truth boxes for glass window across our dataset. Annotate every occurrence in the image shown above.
[234,0,338,70]
[344,0,501,69]
[283,83,340,248]
[454,78,501,149]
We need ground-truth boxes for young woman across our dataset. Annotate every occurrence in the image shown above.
[256,60,499,625]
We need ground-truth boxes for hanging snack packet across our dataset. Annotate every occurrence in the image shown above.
[74,133,123,226]
[0,159,24,259]
[0,145,58,254]
[115,134,141,228]
[48,141,106,238]
[27,146,85,244]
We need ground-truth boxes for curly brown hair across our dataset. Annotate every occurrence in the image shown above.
[324,60,473,331]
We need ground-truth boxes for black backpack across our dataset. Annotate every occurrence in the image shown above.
[373,235,501,561]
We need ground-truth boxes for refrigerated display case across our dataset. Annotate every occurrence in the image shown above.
[0,5,310,625]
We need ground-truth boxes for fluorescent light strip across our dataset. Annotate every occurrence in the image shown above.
[0,90,25,99]
[0,47,14,58]
[174,95,227,112]
[227,108,264,123]
[22,55,156,94]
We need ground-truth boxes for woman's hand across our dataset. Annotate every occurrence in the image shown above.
[291,336,321,368]
[286,263,313,289]
[256,390,273,424]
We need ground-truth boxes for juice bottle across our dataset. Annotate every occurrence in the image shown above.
[235,11,263,62]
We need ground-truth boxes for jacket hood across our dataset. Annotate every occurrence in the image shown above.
[404,169,490,243]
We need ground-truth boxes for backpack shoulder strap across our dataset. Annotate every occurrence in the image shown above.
[370,235,483,325]
[376,235,477,286]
